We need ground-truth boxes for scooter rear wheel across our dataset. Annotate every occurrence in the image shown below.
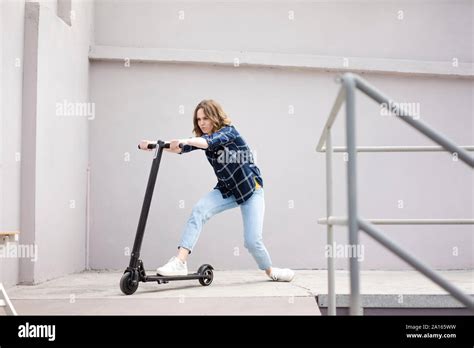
[120,271,139,295]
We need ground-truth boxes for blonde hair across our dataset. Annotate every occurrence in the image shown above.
[193,100,232,137]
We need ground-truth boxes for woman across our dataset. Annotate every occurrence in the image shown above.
[139,100,294,282]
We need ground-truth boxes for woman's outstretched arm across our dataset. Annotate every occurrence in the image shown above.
[180,137,209,149]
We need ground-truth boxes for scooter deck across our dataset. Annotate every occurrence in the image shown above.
[144,273,205,282]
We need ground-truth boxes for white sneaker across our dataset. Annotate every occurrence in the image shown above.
[156,256,188,276]
[269,268,295,282]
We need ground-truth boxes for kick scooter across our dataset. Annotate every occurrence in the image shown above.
[120,140,214,295]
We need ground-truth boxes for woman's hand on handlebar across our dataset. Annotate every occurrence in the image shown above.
[139,140,155,151]
[166,139,186,153]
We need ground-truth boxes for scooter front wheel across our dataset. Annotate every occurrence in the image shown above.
[198,266,214,286]
[120,271,139,295]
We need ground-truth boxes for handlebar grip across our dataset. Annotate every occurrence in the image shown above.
[137,143,157,149]
[138,143,184,150]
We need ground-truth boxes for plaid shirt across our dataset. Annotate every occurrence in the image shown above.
[180,125,263,204]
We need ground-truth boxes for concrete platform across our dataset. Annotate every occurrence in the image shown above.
[3,269,473,315]
[6,270,319,315]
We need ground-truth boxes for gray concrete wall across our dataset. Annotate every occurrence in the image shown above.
[0,0,94,286]
[30,0,93,283]
[89,0,473,271]
[0,0,26,288]
[93,0,472,62]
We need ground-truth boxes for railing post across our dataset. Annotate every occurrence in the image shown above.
[326,128,336,315]
[318,73,474,315]
[343,74,362,315]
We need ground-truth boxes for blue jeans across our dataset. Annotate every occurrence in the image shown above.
[178,187,272,270]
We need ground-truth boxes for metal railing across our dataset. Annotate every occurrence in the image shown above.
[316,73,474,315]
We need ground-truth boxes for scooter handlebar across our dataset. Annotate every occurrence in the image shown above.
[138,142,184,150]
